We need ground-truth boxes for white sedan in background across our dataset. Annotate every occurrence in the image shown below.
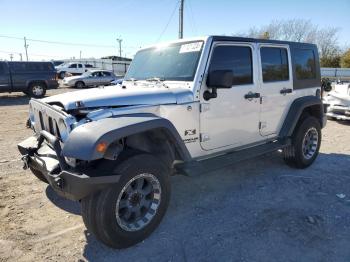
[62,70,117,88]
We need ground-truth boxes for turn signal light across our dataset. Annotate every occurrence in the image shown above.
[96,142,108,153]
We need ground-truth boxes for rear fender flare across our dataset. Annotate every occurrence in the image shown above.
[279,96,325,138]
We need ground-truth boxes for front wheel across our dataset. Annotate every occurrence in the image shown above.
[81,154,170,248]
[283,116,321,168]
[59,71,66,79]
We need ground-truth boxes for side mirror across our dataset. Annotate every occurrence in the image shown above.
[204,70,233,100]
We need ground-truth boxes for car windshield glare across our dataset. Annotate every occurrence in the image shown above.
[125,41,203,82]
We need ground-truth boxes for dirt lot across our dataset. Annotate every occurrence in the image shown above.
[0,89,350,262]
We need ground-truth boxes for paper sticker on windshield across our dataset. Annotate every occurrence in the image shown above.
[179,42,203,53]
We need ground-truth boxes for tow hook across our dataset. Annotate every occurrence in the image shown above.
[22,155,29,170]
[55,177,64,189]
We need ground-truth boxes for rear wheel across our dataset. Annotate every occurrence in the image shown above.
[28,82,46,98]
[59,71,66,79]
[75,81,85,89]
[81,154,170,248]
[283,116,321,168]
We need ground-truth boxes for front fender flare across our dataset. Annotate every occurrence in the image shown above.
[62,114,191,161]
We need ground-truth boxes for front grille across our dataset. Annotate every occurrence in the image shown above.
[30,99,75,142]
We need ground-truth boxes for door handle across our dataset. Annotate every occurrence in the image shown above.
[280,88,293,95]
[244,91,260,100]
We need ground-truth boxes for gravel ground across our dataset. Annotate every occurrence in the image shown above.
[0,89,350,262]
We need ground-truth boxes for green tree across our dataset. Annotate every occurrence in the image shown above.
[320,55,341,68]
[341,49,350,68]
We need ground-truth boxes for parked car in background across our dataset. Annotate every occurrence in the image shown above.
[62,70,117,88]
[0,61,58,98]
[110,78,124,85]
[52,60,65,67]
[56,62,94,79]
[323,83,350,120]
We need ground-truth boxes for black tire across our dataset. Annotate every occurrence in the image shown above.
[81,154,171,249]
[75,81,85,89]
[27,82,46,98]
[283,116,321,169]
[29,167,49,184]
[59,71,66,79]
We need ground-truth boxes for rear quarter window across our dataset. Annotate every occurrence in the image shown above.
[294,49,316,80]
[260,47,289,82]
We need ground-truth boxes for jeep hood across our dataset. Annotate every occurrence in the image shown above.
[42,85,194,110]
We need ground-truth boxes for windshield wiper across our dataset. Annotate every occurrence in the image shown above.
[145,77,169,88]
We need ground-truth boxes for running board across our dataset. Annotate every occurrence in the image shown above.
[175,140,290,176]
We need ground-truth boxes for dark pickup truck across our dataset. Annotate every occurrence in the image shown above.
[0,61,58,98]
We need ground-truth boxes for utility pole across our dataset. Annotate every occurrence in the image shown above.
[9,54,13,61]
[116,38,122,59]
[24,37,29,61]
[19,53,23,61]
[80,50,82,60]
[179,0,184,39]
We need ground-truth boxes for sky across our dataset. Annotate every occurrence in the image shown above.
[0,0,349,61]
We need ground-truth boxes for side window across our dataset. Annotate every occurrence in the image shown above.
[69,64,77,68]
[78,64,83,68]
[260,47,289,82]
[103,72,111,76]
[209,45,253,86]
[294,49,316,79]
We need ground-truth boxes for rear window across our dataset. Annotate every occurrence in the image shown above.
[294,49,316,80]
[85,64,93,68]
[260,47,289,82]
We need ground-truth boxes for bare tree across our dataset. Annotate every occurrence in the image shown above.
[236,19,340,63]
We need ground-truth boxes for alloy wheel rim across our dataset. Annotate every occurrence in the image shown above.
[302,127,318,160]
[115,173,161,231]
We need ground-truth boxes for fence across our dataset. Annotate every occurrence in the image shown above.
[321,68,350,82]
[62,59,131,76]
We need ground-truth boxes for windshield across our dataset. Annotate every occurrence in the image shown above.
[125,41,203,81]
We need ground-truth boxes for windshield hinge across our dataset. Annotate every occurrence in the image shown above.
[200,103,210,113]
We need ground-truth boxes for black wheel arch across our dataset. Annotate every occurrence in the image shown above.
[27,80,47,89]
[61,114,191,164]
[279,96,325,138]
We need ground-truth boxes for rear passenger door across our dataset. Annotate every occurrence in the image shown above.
[258,45,293,136]
[101,72,114,84]
[0,62,11,92]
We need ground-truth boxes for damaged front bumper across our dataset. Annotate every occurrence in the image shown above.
[18,131,120,201]
[324,104,350,120]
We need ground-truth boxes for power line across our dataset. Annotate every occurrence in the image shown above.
[0,34,116,48]
[187,0,198,35]
[156,0,180,42]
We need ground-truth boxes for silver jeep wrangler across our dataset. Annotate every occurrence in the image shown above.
[18,36,326,248]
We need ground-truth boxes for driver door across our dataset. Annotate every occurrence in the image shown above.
[199,42,262,151]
